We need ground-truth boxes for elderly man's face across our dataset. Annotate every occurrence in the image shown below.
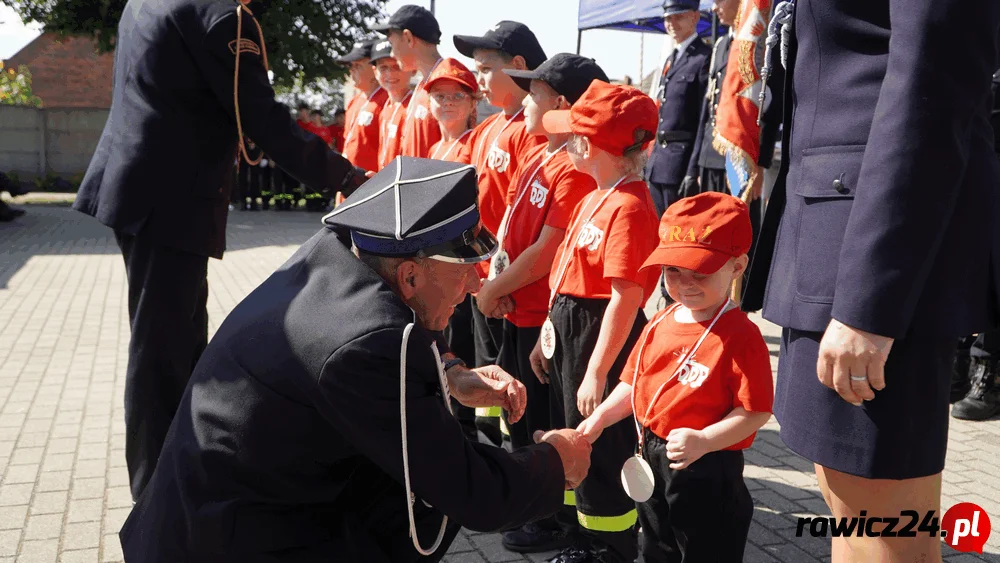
[664,11,700,43]
[402,259,481,331]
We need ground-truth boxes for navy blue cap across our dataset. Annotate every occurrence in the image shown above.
[663,0,699,15]
[336,39,378,64]
[369,39,395,65]
[372,5,442,45]
[453,21,548,70]
[323,157,497,263]
[504,53,609,103]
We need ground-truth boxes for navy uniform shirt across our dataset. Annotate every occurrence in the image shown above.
[644,35,711,186]
[73,0,355,259]
[119,226,565,562]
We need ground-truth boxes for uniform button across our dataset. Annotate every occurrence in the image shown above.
[833,175,849,194]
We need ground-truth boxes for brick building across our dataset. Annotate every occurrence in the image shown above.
[2,32,113,109]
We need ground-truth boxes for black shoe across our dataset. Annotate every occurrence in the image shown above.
[502,522,573,553]
[0,205,24,222]
[548,547,593,563]
[951,352,972,404]
[952,358,1000,421]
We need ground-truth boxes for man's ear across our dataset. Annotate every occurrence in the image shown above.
[396,259,424,300]
[556,96,571,111]
[512,55,528,71]
[402,29,415,48]
[732,255,749,278]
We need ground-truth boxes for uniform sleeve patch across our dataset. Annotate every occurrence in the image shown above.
[228,38,261,56]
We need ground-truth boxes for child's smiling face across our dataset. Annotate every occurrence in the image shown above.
[663,255,747,312]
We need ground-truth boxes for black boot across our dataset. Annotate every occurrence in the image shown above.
[952,358,1000,421]
[950,352,972,404]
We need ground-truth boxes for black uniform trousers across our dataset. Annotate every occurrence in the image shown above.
[647,182,680,219]
[638,429,753,563]
[549,294,645,562]
[444,294,478,439]
[498,322,549,450]
[114,229,209,501]
[957,329,1000,360]
[471,297,505,367]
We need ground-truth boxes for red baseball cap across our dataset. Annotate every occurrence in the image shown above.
[423,58,479,94]
[641,192,753,274]
[541,79,657,156]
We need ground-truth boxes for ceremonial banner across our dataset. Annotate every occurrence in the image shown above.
[712,0,771,199]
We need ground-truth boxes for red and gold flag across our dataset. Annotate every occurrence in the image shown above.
[712,0,771,199]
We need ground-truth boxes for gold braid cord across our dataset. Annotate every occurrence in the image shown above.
[234,2,269,166]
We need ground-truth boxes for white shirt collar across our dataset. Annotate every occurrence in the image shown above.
[674,33,699,57]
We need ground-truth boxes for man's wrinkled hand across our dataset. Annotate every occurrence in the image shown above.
[533,429,592,489]
[488,295,514,319]
[448,364,526,423]
[817,318,894,406]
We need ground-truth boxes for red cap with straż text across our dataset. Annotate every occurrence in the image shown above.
[641,192,752,274]
[540,79,657,156]
[423,58,479,94]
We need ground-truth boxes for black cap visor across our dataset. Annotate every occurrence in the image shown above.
[503,68,542,93]
[418,224,498,264]
[372,22,398,35]
[453,35,504,59]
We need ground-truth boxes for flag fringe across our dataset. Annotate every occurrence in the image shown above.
[712,130,760,198]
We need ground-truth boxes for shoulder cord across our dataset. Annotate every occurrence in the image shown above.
[234,2,269,166]
[399,322,451,556]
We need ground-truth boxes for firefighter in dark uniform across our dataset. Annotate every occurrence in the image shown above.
[117,157,593,563]
[71,0,366,503]
[950,66,1000,421]
[644,0,711,219]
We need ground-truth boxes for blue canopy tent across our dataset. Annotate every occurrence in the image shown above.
[576,0,719,51]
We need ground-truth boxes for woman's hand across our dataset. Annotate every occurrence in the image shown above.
[816,319,894,406]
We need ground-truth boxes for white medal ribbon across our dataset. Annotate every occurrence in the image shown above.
[429,129,472,162]
[475,108,524,175]
[344,86,383,144]
[540,174,634,359]
[378,91,413,165]
[488,143,568,282]
[622,300,735,502]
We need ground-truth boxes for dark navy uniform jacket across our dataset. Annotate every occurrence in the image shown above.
[745,0,1000,338]
[73,0,355,259]
[644,37,711,186]
[118,227,565,562]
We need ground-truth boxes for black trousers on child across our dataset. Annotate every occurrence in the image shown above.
[115,230,209,501]
[549,294,645,562]
[498,322,548,449]
[638,429,753,563]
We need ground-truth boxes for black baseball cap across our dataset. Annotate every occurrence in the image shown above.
[335,39,378,64]
[369,39,395,65]
[372,5,442,45]
[453,21,547,70]
[504,53,609,102]
[663,0,699,16]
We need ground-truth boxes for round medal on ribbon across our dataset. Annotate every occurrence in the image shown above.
[489,249,509,281]
[621,454,655,502]
[540,317,556,359]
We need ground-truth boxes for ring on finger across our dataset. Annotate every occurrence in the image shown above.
[849,375,868,382]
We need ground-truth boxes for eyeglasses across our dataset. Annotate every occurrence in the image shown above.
[430,91,471,104]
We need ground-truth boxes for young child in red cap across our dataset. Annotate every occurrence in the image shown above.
[577,191,774,562]
[425,58,479,164]
[528,79,660,563]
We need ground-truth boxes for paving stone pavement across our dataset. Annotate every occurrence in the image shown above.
[1,204,998,563]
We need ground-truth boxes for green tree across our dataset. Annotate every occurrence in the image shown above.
[0,63,43,107]
[0,0,387,90]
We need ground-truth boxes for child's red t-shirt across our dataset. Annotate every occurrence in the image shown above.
[501,144,596,327]
[621,306,774,449]
[377,92,413,171]
[548,179,659,301]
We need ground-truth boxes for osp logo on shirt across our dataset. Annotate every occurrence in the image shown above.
[387,124,399,138]
[577,223,604,252]
[529,180,549,209]
[486,146,511,173]
[415,105,429,120]
[358,111,374,127]
[677,360,710,389]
